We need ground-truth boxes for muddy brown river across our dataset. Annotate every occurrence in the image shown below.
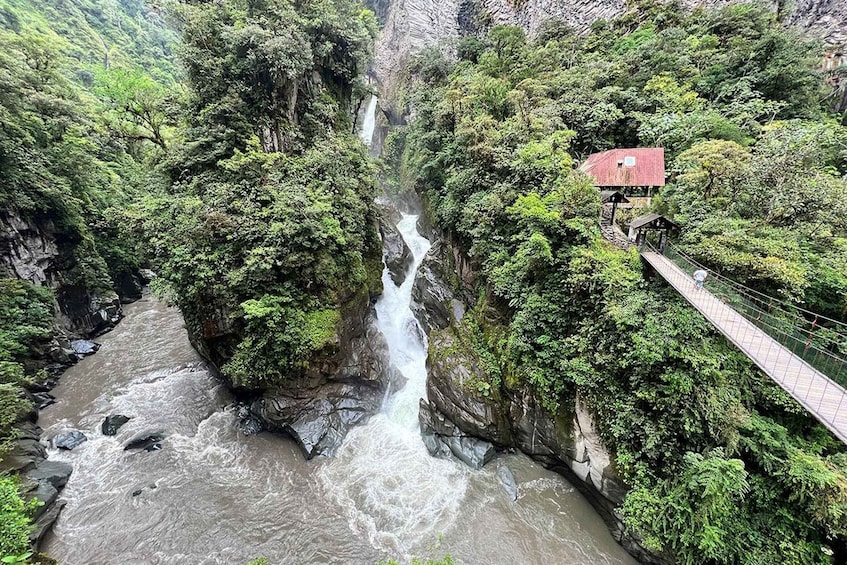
[38,215,636,565]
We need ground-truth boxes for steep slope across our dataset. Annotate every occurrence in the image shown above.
[397,5,847,564]
[374,0,847,112]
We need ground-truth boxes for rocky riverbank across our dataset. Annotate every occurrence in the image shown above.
[409,234,671,564]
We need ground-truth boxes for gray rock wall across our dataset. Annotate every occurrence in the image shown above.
[373,0,847,114]
[410,236,671,563]
[248,290,395,459]
[0,209,123,339]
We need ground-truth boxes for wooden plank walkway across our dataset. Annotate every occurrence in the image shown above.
[642,250,847,443]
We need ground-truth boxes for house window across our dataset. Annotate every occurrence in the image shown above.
[624,156,636,167]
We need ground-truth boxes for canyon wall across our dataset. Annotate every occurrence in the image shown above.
[373,0,847,114]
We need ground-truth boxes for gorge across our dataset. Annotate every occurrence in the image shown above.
[2,0,847,564]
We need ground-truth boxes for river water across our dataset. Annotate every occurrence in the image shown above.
[38,215,636,565]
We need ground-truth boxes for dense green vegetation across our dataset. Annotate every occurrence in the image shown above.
[0,0,177,290]
[0,0,178,555]
[0,280,51,562]
[142,0,382,390]
[397,3,847,563]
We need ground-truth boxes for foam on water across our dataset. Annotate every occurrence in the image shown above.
[39,216,637,565]
[319,214,469,557]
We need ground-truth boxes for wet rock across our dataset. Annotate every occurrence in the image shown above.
[26,460,73,490]
[115,271,143,303]
[29,481,59,518]
[124,432,165,451]
[411,242,456,335]
[497,465,518,501]
[138,268,157,283]
[28,378,59,393]
[54,430,87,450]
[237,405,263,436]
[101,415,131,436]
[30,499,64,547]
[70,339,99,356]
[0,438,45,473]
[419,399,496,470]
[16,422,42,441]
[15,438,47,461]
[426,327,511,445]
[33,392,56,410]
[379,216,414,286]
[254,385,384,459]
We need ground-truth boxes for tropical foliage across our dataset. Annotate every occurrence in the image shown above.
[397,3,847,562]
[141,0,382,390]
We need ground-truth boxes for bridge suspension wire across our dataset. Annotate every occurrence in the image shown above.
[640,242,847,443]
[659,242,847,381]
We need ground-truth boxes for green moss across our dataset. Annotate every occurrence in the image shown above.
[303,309,341,351]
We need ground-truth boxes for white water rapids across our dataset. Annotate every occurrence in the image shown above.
[37,212,635,564]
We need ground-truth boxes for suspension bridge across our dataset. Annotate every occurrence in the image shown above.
[639,241,847,443]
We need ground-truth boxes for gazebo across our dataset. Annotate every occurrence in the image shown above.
[628,213,678,251]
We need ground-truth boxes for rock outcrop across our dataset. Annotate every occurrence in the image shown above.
[419,397,496,469]
[379,213,414,286]
[410,236,669,563]
[0,209,124,338]
[249,299,395,459]
[0,423,73,548]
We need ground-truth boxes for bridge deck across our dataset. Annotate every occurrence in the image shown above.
[642,250,847,443]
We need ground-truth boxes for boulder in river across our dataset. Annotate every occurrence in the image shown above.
[497,465,518,501]
[138,268,157,283]
[54,430,87,450]
[410,242,455,335]
[102,415,131,436]
[33,392,56,410]
[26,460,73,490]
[124,432,165,452]
[237,405,263,436]
[70,339,100,356]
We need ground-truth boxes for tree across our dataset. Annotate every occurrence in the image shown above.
[94,68,171,151]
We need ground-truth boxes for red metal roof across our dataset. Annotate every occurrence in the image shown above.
[580,148,666,188]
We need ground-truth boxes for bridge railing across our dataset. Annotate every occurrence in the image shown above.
[644,241,847,390]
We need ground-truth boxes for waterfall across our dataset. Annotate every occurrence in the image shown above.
[38,216,636,565]
[359,95,378,147]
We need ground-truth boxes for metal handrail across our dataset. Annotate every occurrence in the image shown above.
[662,245,847,353]
[640,241,847,442]
[666,241,847,332]
[642,241,847,387]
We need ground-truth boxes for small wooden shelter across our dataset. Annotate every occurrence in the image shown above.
[628,213,678,251]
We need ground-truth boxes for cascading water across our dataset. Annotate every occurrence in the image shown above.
[37,215,636,564]
[359,95,378,147]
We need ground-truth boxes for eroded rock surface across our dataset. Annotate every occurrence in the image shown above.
[411,242,460,335]
[251,307,394,459]
[419,398,495,469]
[379,214,414,286]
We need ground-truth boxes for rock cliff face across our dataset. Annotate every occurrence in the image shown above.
[186,276,394,459]
[411,239,671,564]
[248,290,396,458]
[0,209,127,375]
[373,0,847,113]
